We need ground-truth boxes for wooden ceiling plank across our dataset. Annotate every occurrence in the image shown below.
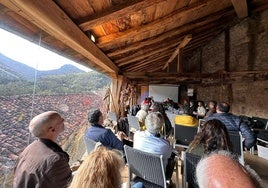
[231,0,248,19]
[97,0,231,48]
[162,34,192,70]
[1,0,119,74]
[78,0,164,31]
[102,7,235,52]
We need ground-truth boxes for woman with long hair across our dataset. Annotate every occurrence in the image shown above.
[69,147,124,188]
[188,119,232,155]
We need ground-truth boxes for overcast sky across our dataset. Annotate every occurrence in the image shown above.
[0,28,91,72]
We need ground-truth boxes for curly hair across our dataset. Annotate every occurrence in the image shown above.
[68,147,124,188]
[189,119,232,154]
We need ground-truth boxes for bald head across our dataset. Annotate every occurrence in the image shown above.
[196,151,264,188]
[29,111,64,141]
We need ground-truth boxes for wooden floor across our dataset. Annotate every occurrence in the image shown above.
[121,151,268,188]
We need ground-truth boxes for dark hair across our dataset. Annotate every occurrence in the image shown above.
[189,119,232,154]
[198,101,204,106]
[217,102,230,113]
[209,100,217,106]
[151,102,165,114]
[88,108,102,124]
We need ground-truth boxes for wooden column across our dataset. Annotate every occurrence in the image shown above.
[110,75,126,118]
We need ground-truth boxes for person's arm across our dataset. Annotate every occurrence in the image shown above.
[239,120,256,149]
[105,129,124,150]
[46,155,72,188]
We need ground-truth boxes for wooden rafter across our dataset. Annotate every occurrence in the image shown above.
[162,34,192,70]
[231,0,248,19]
[0,0,119,75]
[115,42,179,67]
[78,0,164,31]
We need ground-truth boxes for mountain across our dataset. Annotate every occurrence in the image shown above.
[0,53,84,81]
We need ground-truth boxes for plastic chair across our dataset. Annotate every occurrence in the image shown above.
[127,114,140,132]
[174,124,198,149]
[108,111,117,122]
[83,135,98,154]
[124,145,167,188]
[228,131,244,165]
[182,152,201,188]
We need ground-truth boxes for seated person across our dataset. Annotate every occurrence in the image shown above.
[134,112,174,180]
[188,119,232,156]
[68,147,124,188]
[174,110,198,127]
[206,102,256,149]
[85,108,127,151]
[151,102,173,137]
[193,101,207,119]
[136,99,150,130]
[196,150,264,188]
[204,100,217,119]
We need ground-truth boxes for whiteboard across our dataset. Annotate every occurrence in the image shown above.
[149,85,179,102]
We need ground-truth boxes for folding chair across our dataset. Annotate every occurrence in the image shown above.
[228,131,244,165]
[124,145,168,188]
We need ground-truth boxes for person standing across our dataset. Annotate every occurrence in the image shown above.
[13,111,72,188]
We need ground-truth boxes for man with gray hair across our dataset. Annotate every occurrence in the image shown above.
[196,150,264,188]
[13,111,72,188]
[134,112,174,180]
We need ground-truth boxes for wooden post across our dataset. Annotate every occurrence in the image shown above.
[110,75,128,118]
[177,48,183,73]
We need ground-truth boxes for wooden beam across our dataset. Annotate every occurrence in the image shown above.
[78,0,164,31]
[97,0,231,49]
[162,34,192,70]
[103,7,235,53]
[231,0,248,19]
[1,0,119,74]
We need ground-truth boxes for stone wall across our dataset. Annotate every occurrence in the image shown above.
[185,10,268,118]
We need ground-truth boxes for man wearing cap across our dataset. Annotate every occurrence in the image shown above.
[13,111,72,188]
[85,108,127,150]
[134,112,174,180]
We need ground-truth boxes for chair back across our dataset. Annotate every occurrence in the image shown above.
[127,114,140,131]
[228,131,244,165]
[108,111,117,122]
[252,116,268,129]
[166,112,176,128]
[183,152,201,188]
[174,124,198,148]
[83,135,98,154]
[124,145,166,188]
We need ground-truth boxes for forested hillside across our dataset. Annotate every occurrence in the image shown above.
[0,71,110,96]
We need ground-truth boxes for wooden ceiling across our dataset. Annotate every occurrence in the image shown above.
[0,0,268,84]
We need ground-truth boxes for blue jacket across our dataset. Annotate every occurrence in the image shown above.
[207,113,256,149]
[85,124,124,150]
